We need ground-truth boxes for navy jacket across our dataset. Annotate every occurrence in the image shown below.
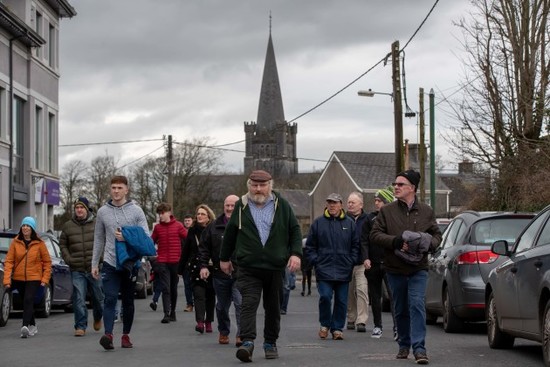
[116,226,156,271]
[304,209,360,282]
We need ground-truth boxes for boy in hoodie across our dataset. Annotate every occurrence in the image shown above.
[91,175,149,350]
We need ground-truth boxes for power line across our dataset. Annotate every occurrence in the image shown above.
[118,145,165,170]
[59,138,163,147]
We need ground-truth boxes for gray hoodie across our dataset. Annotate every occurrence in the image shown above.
[92,200,149,268]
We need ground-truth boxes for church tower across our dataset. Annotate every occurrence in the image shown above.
[244,22,298,178]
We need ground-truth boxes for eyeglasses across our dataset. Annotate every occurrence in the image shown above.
[196,212,208,216]
[392,182,411,187]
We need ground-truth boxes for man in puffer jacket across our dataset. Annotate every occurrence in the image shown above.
[304,193,360,341]
[60,196,104,337]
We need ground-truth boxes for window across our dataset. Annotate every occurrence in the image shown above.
[47,113,55,173]
[12,96,24,185]
[48,24,56,68]
[35,10,43,58]
[0,86,4,138]
[515,211,550,253]
[35,106,42,170]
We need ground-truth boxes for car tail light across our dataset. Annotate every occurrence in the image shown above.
[457,250,499,265]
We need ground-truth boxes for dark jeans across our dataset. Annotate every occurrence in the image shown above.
[236,267,283,344]
[193,278,215,323]
[183,270,194,306]
[156,262,179,315]
[102,262,135,335]
[12,280,40,327]
[302,268,312,293]
[213,276,241,336]
[366,263,396,330]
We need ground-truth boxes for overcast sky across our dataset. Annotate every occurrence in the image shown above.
[59,0,470,175]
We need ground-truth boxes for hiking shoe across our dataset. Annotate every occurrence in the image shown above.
[21,326,30,339]
[121,334,133,348]
[219,333,229,344]
[414,352,429,365]
[371,327,383,338]
[161,315,170,324]
[205,321,213,333]
[235,336,243,347]
[346,321,355,330]
[332,330,344,340]
[169,312,177,322]
[396,348,409,359]
[319,326,329,339]
[236,341,254,362]
[356,323,366,332]
[263,342,278,359]
[74,329,86,337]
[28,325,38,336]
[93,318,102,331]
[149,302,157,311]
[184,304,193,312]
[100,334,114,350]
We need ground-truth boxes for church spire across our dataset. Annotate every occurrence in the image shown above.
[256,17,285,134]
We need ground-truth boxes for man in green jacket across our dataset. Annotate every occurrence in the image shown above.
[220,170,302,363]
[59,196,104,337]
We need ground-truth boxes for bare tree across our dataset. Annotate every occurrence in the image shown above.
[59,160,89,214]
[130,156,167,226]
[88,154,118,209]
[446,0,550,209]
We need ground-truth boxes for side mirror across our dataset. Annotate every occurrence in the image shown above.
[491,240,510,256]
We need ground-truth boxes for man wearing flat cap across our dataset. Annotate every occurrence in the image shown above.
[370,169,441,365]
[60,196,104,337]
[304,193,360,341]
[220,169,302,362]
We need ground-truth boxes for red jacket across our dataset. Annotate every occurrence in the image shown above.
[151,216,187,263]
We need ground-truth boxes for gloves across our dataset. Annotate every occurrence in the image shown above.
[392,235,404,250]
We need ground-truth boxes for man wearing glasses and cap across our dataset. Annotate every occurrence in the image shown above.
[304,193,360,341]
[370,169,441,365]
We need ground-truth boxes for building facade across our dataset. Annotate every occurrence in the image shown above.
[0,0,75,231]
[243,30,298,178]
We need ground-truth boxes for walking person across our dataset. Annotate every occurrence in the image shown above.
[92,175,150,350]
[220,170,302,362]
[180,204,216,334]
[370,170,442,364]
[300,239,313,297]
[3,217,52,338]
[345,192,370,333]
[362,187,397,339]
[150,202,187,323]
[59,197,104,337]
[305,193,360,341]
[198,195,242,346]
[182,214,195,313]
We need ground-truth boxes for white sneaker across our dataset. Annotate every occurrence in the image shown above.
[371,327,383,338]
[21,326,30,338]
[28,325,38,336]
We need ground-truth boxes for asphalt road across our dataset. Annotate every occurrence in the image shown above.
[0,283,544,367]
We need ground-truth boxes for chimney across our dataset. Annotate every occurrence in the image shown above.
[458,160,474,174]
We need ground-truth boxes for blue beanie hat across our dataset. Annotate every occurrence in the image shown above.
[21,216,37,232]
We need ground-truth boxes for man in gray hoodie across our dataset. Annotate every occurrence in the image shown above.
[91,175,149,350]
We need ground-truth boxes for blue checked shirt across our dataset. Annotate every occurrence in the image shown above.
[248,194,275,246]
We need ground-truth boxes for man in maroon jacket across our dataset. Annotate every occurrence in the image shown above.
[151,203,188,323]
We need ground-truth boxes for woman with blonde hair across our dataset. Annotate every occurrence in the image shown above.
[180,204,216,333]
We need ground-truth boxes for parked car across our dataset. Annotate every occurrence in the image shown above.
[425,211,534,332]
[135,257,152,299]
[0,230,73,318]
[485,205,550,366]
[436,218,452,234]
[0,260,9,326]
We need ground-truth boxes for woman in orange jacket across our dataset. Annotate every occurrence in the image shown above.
[3,217,52,338]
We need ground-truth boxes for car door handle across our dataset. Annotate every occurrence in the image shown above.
[534,260,543,268]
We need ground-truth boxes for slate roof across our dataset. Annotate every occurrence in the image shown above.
[276,189,310,218]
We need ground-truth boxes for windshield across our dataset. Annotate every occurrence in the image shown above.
[472,218,532,245]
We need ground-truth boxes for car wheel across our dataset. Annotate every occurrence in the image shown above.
[443,287,463,333]
[0,290,11,327]
[542,300,550,365]
[426,310,438,325]
[36,285,52,318]
[487,291,514,349]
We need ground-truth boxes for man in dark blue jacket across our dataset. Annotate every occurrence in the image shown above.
[304,193,360,341]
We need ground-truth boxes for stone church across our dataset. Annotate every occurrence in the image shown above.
[243,28,298,179]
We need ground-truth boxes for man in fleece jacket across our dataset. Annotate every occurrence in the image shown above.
[92,175,149,350]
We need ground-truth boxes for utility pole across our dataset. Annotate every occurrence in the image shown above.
[419,88,426,202]
[429,89,436,213]
[391,41,403,176]
[166,135,174,207]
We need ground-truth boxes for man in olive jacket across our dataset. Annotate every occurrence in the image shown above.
[59,197,104,337]
[220,170,302,363]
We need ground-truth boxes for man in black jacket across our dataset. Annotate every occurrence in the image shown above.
[199,194,242,347]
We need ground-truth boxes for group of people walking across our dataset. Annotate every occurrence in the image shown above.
[2,168,441,365]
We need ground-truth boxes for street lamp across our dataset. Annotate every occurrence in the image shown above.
[357,89,393,99]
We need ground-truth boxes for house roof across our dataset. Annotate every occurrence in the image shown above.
[276,189,310,218]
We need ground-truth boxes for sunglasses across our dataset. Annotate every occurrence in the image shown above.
[392,182,411,187]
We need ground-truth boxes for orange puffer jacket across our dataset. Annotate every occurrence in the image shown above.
[3,236,52,286]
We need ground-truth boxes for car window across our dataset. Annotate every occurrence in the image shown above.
[41,236,57,258]
[442,219,463,249]
[515,211,550,253]
[535,213,550,247]
[472,218,533,246]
